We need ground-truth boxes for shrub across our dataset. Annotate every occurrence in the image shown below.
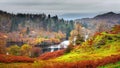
[7,45,20,56]
[38,50,65,60]
[75,34,84,45]
[0,54,34,63]
[42,54,120,68]
[65,44,73,53]
[21,44,32,56]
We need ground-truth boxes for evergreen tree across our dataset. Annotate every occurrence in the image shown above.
[26,27,30,34]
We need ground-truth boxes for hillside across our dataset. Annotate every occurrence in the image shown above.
[0,11,120,68]
[0,10,74,39]
[75,12,120,35]
[36,25,120,68]
[1,25,119,68]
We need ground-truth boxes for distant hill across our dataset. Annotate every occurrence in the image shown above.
[75,12,120,35]
[94,12,120,19]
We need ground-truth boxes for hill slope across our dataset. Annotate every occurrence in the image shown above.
[75,12,120,35]
[36,25,120,68]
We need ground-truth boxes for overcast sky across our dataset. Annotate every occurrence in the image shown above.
[0,0,120,20]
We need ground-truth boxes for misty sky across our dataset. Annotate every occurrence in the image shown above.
[0,0,120,20]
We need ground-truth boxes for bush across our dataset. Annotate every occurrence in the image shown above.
[7,45,20,56]
[42,54,120,68]
[65,44,73,53]
[38,50,65,60]
[75,34,84,45]
[21,44,32,56]
[0,54,34,63]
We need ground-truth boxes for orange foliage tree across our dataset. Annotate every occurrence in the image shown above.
[21,44,32,56]
[0,33,7,54]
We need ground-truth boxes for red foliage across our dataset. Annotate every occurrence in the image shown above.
[0,54,34,63]
[38,50,65,60]
[110,25,120,34]
[110,30,120,34]
[93,32,102,37]
[43,54,120,68]
[88,39,93,45]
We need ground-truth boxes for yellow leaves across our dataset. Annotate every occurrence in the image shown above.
[35,38,44,44]
[21,44,32,51]
[69,23,85,45]
[50,38,60,43]
[54,31,65,39]
[35,37,61,44]
[21,44,32,56]
[70,30,78,37]
[74,23,82,31]
[7,45,21,55]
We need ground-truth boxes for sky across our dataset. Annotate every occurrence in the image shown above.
[0,0,120,20]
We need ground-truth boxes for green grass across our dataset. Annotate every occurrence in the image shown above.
[98,61,120,68]
[55,41,120,62]
[54,33,120,62]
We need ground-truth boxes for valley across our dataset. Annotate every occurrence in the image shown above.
[0,10,120,68]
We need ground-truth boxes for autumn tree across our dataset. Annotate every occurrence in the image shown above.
[0,39,6,54]
[69,23,84,45]
[65,44,73,53]
[55,30,65,40]
[31,47,42,57]
[7,45,20,56]
[0,33,7,54]
[21,44,32,56]
[26,27,30,34]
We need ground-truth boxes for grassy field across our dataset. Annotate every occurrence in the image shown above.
[55,34,120,62]
[98,61,120,68]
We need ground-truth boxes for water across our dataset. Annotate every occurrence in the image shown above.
[42,40,70,53]
[85,34,88,41]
